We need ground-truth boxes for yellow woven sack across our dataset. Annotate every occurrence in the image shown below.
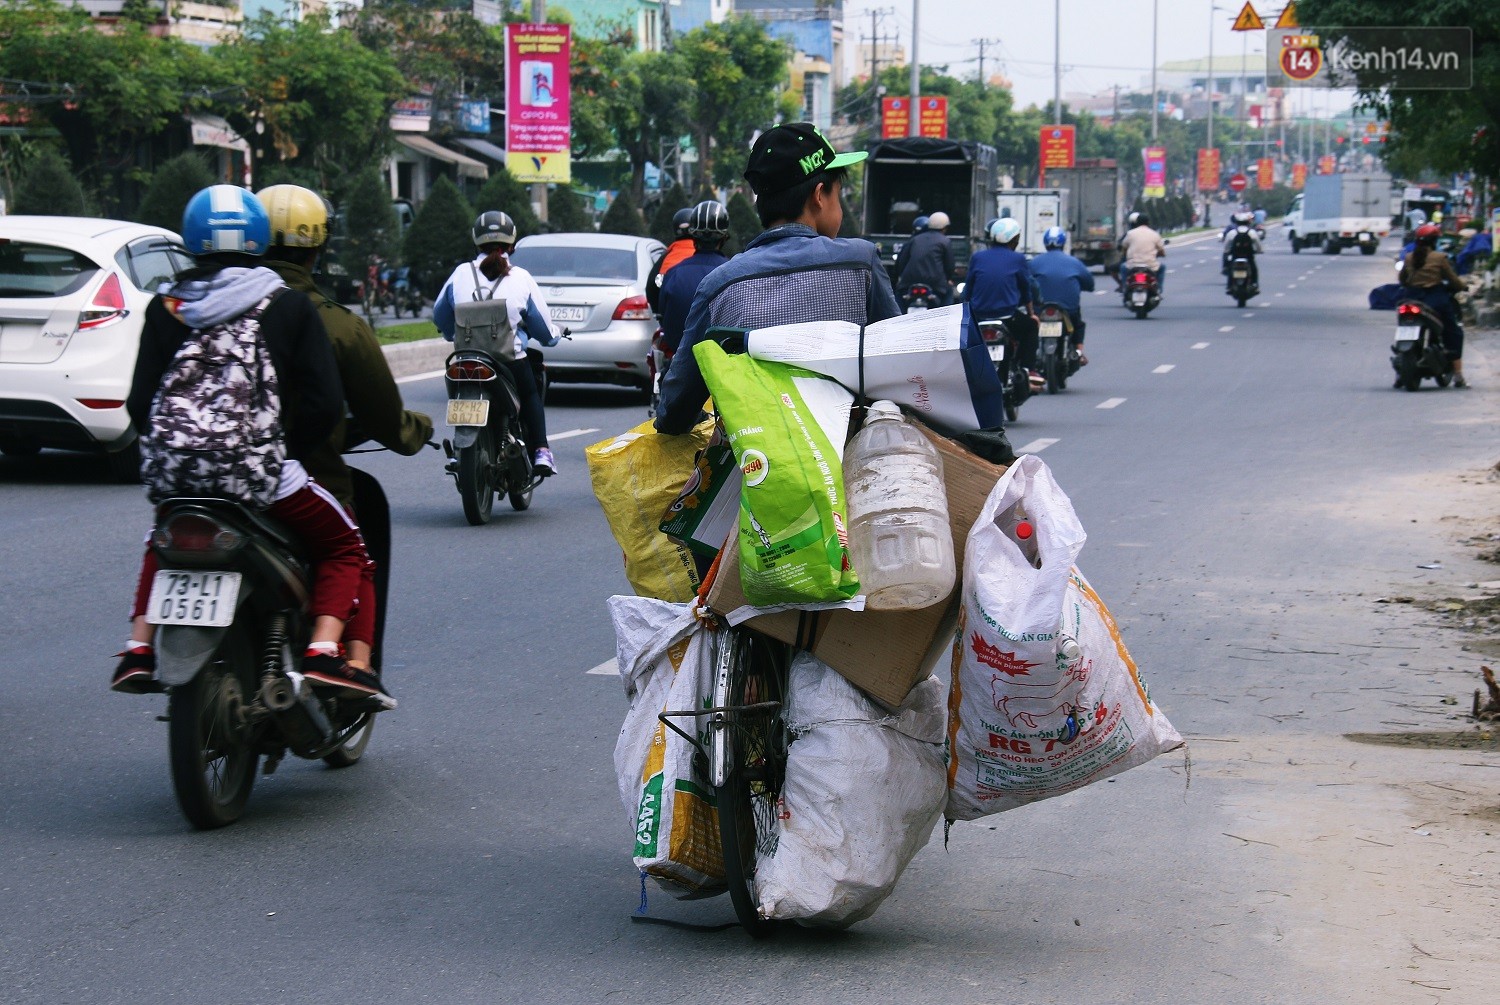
[587,419,713,602]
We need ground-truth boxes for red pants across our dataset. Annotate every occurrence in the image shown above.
[131,482,377,645]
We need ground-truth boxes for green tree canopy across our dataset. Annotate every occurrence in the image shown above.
[12,146,88,216]
[675,16,791,185]
[599,188,647,236]
[344,166,399,276]
[1298,0,1500,181]
[135,152,215,232]
[649,183,692,244]
[547,186,592,233]
[725,190,760,255]
[403,176,473,296]
[471,167,542,240]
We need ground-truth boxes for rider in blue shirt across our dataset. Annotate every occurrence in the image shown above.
[962,218,1039,376]
[1027,226,1095,365]
[657,200,731,356]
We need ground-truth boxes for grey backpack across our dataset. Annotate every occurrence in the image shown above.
[140,294,286,507]
[452,263,517,360]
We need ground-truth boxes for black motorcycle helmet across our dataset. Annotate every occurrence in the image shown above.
[688,200,729,238]
[472,210,517,249]
[1134,212,1150,228]
[672,207,692,238]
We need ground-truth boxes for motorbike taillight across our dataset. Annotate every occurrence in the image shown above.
[1133,272,1149,283]
[153,513,241,554]
[909,284,931,296]
[1397,303,1422,319]
[447,359,496,380]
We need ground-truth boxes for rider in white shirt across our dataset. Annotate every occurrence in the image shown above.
[433,211,562,474]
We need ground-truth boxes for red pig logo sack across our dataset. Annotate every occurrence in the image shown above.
[945,455,1183,821]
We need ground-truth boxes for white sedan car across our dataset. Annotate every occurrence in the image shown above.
[509,233,665,393]
[0,217,192,479]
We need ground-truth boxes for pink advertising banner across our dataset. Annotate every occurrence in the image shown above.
[505,23,571,184]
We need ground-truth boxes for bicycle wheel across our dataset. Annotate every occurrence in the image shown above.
[711,628,790,937]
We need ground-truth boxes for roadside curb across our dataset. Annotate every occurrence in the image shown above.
[381,337,450,379]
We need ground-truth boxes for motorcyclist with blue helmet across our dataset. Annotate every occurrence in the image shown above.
[116,185,392,704]
[963,217,1041,383]
[1028,226,1095,366]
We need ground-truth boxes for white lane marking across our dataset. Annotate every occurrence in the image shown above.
[1218,325,1235,332]
[396,369,445,384]
[1242,312,1255,318]
[1153,364,1175,374]
[1097,397,1127,409]
[1182,264,1194,269]
[1016,438,1059,454]
[1093,289,1109,295]
[1274,292,1285,297]
[587,659,618,676]
[1288,283,1298,288]
[1192,342,1210,349]
[550,427,602,441]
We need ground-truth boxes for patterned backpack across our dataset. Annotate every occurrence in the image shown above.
[140,294,286,507]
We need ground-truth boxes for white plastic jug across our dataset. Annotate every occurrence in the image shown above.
[843,400,955,610]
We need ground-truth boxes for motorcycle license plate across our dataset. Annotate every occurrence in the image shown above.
[446,399,490,427]
[146,571,241,628]
[1232,268,1248,279]
[1394,339,1417,351]
[1132,292,1146,305]
[1359,232,1372,242]
[987,343,1004,362]
[550,305,588,323]
[1039,321,1063,338]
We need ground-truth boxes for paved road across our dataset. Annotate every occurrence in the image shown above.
[2,230,1496,1003]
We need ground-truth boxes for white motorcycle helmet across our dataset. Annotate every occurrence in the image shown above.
[990,218,1022,245]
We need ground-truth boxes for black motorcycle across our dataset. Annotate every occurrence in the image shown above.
[143,468,393,830]
[1122,269,1161,318]
[1390,299,1454,391]
[1036,303,1080,394]
[1226,256,1257,308]
[976,316,1033,422]
[902,283,942,313]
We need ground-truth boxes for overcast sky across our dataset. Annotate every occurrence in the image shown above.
[844,0,1354,119]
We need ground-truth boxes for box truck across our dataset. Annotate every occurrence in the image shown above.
[1041,158,1126,269]
[861,137,999,283]
[1284,172,1392,255]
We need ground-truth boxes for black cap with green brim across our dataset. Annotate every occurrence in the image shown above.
[743,122,867,197]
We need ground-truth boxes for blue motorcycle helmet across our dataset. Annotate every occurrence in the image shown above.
[181,185,270,258]
[1042,226,1068,250]
[912,215,930,234]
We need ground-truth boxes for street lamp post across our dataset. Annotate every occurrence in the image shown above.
[1053,0,1062,125]
[1150,0,1158,140]
[909,0,921,137]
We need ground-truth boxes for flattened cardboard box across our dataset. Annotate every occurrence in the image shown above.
[706,426,1006,708]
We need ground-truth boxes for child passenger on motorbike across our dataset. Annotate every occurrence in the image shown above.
[113,187,390,705]
[1400,222,1469,387]
[432,211,563,474]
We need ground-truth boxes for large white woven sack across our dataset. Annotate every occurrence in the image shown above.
[609,596,725,894]
[945,455,1183,821]
[756,653,947,928]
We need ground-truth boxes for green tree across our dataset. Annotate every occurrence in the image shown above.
[599,188,648,236]
[12,147,88,216]
[1298,0,1500,181]
[0,1,220,213]
[725,190,760,255]
[471,167,542,239]
[547,186,592,233]
[675,16,792,185]
[649,183,692,243]
[344,166,399,277]
[403,176,473,297]
[574,36,695,200]
[135,152,215,231]
[214,13,406,198]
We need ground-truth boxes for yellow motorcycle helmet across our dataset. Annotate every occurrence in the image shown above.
[256,184,330,249]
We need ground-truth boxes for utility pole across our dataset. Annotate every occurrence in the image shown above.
[1149,0,1159,139]
[976,37,1000,91]
[1052,1,1061,123]
[531,0,547,223]
[908,0,920,137]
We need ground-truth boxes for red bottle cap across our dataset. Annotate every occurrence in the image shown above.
[1015,521,1034,540]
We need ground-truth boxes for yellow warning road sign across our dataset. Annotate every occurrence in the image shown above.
[1232,2,1264,31]
[1274,2,1300,29]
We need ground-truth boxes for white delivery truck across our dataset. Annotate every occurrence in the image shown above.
[993,188,1065,257]
[1284,171,1392,255]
